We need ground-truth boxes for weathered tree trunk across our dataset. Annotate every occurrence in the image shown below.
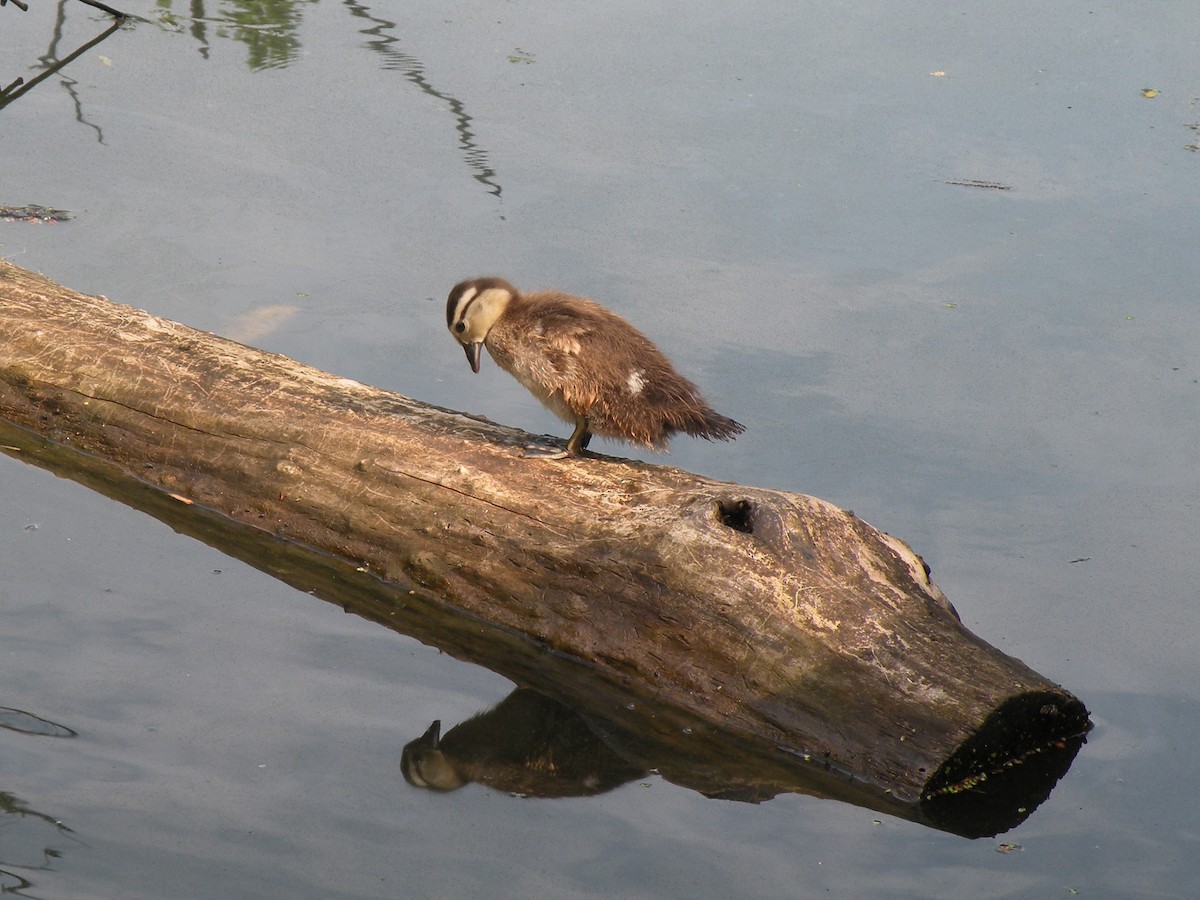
[0,261,1089,835]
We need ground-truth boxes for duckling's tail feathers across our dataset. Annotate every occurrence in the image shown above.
[680,409,745,443]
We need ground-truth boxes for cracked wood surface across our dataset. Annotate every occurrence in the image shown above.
[0,261,1089,806]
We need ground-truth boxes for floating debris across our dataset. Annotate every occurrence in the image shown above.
[0,204,74,223]
[939,180,1012,191]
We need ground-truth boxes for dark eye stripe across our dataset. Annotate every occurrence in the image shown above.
[446,285,480,329]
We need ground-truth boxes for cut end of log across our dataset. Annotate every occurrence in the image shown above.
[920,689,1092,838]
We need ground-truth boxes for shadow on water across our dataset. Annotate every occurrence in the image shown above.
[4,0,502,199]
[0,418,1087,841]
[0,1,128,135]
[342,0,503,199]
[0,788,83,896]
[122,0,504,198]
[161,0,317,70]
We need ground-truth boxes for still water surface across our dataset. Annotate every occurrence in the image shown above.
[2,1,1198,897]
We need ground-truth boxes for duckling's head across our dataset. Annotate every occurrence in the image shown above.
[446,277,517,373]
[401,720,468,791]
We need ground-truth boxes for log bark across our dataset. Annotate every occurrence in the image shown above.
[0,261,1090,835]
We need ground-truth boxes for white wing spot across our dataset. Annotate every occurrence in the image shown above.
[627,370,645,394]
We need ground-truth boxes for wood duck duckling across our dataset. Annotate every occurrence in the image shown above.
[446,277,744,458]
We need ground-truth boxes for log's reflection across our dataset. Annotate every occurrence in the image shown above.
[403,685,1088,838]
[402,690,645,797]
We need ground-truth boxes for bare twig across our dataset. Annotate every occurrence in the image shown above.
[74,0,128,18]
[0,18,122,110]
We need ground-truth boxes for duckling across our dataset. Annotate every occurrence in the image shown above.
[446,277,744,458]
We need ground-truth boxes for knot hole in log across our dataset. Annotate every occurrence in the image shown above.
[717,498,754,534]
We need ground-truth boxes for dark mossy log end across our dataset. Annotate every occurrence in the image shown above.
[0,261,1091,815]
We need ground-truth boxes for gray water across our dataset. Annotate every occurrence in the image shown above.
[2,1,1198,897]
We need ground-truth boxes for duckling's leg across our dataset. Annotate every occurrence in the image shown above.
[566,417,593,455]
[522,416,591,459]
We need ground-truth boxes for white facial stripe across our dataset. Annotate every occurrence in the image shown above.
[452,286,479,325]
[627,370,645,394]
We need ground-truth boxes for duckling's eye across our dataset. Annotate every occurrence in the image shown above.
[454,322,466,333]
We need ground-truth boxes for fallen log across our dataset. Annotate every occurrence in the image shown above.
[0,261,1090,835]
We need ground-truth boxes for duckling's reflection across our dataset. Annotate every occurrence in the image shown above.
[402,689,645,797]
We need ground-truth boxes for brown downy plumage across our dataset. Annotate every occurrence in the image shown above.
[445,277,744,458]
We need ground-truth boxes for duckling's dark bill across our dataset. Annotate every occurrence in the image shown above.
[463,341,483,373]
